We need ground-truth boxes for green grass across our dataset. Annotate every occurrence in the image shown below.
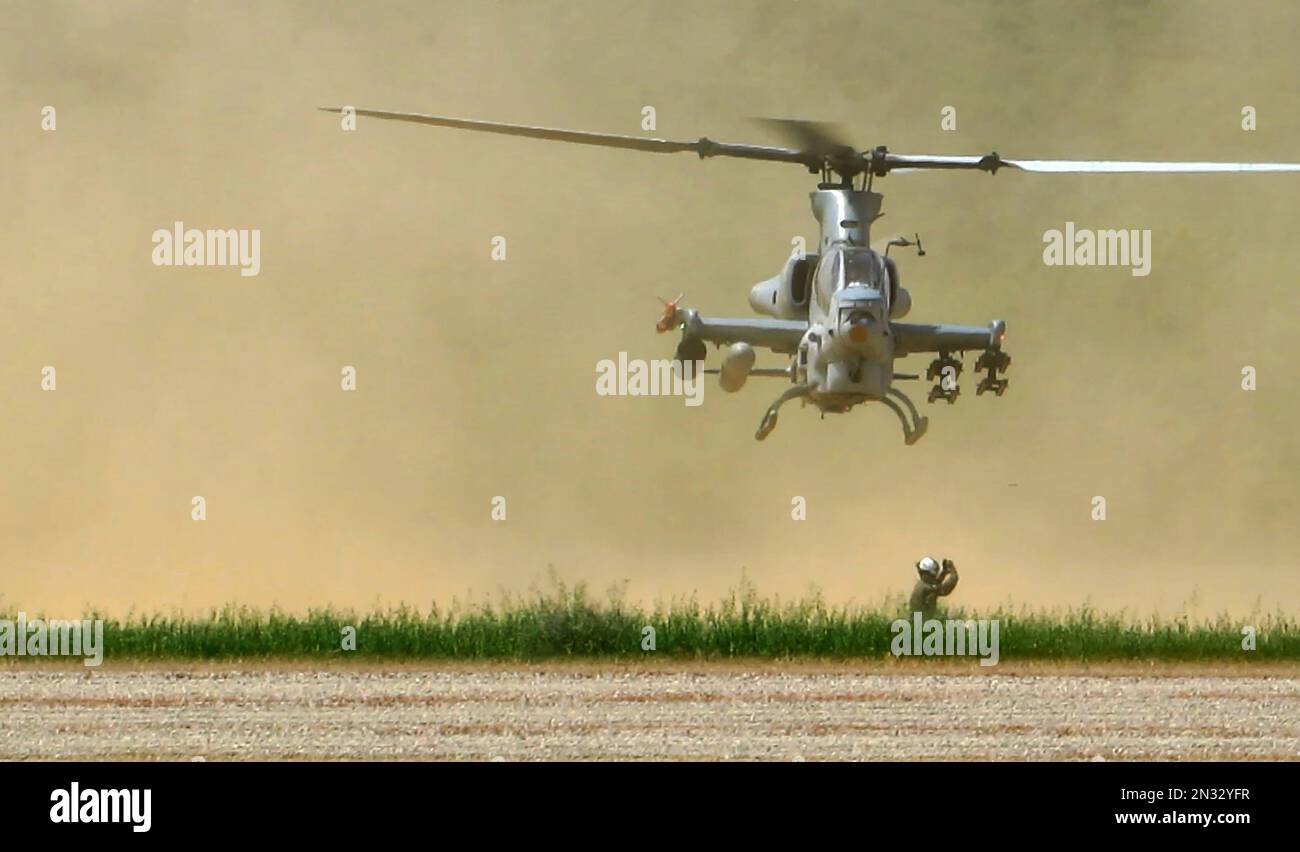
[3,579,1295,662]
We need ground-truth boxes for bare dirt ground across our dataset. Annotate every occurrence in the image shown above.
[1,662,1296,760]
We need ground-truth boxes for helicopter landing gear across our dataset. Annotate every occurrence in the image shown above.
[975,349,1011,396]
[755,383,814,441]
[884,387,929,445]
[926,351,962,405]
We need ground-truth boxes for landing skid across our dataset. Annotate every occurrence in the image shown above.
[755,384,930,443]
[883,387,929,445]
[755,383,815,441]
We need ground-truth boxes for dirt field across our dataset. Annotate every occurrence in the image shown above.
[2,663,1297,760]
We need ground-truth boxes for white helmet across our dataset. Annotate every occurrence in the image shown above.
[917,556,941,578]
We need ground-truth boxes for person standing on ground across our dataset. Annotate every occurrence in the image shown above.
[909,556,958,618]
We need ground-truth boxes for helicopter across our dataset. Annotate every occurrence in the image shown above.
[319,107,1300,443]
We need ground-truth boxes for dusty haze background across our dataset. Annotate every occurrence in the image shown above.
[1,0,1296,616]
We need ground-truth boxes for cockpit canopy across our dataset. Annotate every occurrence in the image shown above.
[814,246,889,310]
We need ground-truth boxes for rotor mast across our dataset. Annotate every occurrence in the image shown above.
[811,189,882,251]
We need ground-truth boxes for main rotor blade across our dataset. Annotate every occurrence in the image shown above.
[320,110,1300,177]
[884,152,1300,174]
[1007,159,1300,173]
[318,107,820,168]
[753,118,853,157]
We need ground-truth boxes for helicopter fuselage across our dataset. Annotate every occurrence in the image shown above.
[750,188,904,409]
[664,185,1005,441]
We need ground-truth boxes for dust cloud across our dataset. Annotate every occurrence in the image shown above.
[1,0,1296,616]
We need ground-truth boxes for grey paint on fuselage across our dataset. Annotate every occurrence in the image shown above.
[683,188,1002,409]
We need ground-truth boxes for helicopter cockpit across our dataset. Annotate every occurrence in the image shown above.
[813,246,889,312]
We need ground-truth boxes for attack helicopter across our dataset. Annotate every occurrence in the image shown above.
[320,107,1300,443]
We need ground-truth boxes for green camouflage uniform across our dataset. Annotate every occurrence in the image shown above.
[909,560,958,618]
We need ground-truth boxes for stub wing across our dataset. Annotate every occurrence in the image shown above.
[892,320,1006,356]
[677,309,807,355]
